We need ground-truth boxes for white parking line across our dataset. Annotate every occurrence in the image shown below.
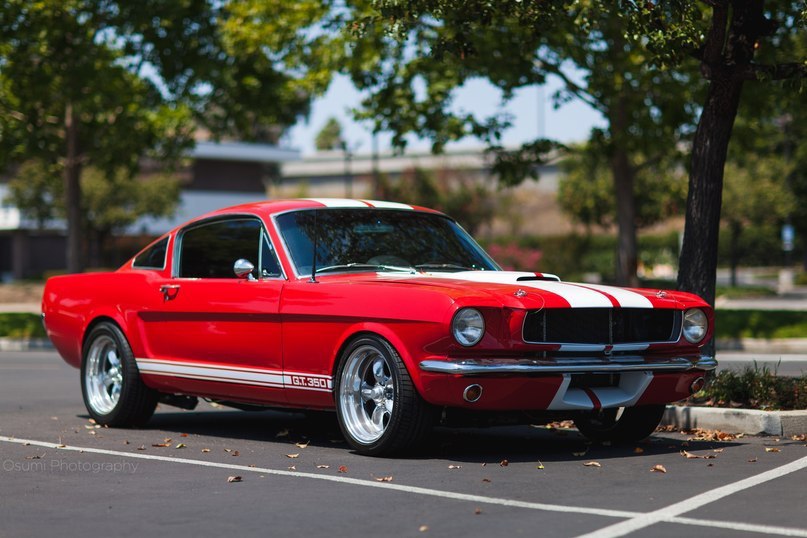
[2,435,806,537]
[577,455,807,538]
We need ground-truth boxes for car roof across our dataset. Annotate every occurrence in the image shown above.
[194,198,445,222]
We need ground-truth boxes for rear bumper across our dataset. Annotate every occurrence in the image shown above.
[419,355,716,375]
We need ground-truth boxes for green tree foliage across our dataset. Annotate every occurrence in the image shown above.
[377,167,494,235]
[0,1,320,273]
[722,155,794,286]
[6,161,180,267]
[558,144,687,235]
[315,117,346,151]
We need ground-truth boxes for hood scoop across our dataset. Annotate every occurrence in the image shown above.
[516,274,561,282]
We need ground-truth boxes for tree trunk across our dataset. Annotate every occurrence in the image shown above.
[677,0,763,307]
[677,73,744,306]
[610,96,638,287]
[64,102,83,274]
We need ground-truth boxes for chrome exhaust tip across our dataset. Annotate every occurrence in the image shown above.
[463,384,483,403]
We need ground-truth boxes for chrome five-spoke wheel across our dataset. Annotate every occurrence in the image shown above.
[80,322,157,427]
[339,345,395,444]
[335,336,433,456]
[84,334,124,415]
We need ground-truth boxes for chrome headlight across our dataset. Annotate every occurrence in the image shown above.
[452,308,485,347]
[682,308,708,344]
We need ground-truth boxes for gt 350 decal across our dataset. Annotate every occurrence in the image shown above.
[136,359,333,393]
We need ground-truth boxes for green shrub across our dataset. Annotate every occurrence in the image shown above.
[694,364,807,410]
[0,313,46,338]
[715,310,807,339]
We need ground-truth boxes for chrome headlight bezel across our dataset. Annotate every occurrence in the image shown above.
[452,308,485,347]
[682,308,708,344]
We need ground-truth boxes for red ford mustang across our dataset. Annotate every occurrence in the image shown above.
[42,199,715,455]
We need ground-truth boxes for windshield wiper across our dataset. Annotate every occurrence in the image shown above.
[315,263,415,274]
[415,263,478,272]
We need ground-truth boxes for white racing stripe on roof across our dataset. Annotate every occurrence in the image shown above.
[426,271,613,308]
[362,200,414,210]
[574,283,654,308]
[304,198,368,208]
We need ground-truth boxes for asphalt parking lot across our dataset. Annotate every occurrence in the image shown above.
[1,350,805,538]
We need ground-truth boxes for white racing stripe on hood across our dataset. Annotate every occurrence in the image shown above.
[304,198,368,208]
[425,271,614,308]
[571,283,654,308]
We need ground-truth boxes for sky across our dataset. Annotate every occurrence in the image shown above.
[284,74,607,157]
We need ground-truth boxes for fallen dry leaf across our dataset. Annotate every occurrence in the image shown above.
[151,443,171,448]
[681,450,700,459]
[419,525,429,533]
[227,476,242,483]
[374,476,393,482]
[651,464,667,473]
[25,454,44,460]
[712,448,724,453]
[338,465,348,473]
[499,459,509,467]
[791,434,806,442]
[536,461,545,470]
[474,508,482,515]
[276,429,289,438]
[224,448,232,453]
[231,451,240,457]
[175,443,186,449]
[201,448,211,453]
[295,441,310,449]
[448,464,462,470]
[633,447,645,454]
[316,464,330,469]
[288,465,296,471]
[765,447,781,453]
[180,433,188,437]
[482,478,491,483]
[286,453,300,459]
[123,440,129,445]
[137,445,146,451]
[583,461,601,467]
[748,457,758,463]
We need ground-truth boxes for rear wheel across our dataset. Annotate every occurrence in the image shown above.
[574,404,665,443]
[81,322,158,427]
[335,336,432,456]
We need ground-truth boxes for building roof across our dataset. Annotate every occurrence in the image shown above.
[191,141,300,163]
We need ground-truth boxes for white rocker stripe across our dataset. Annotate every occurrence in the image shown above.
[136,359,332,393]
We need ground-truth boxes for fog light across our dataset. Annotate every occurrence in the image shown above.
[690,377,706,394]
[463,384,483,403]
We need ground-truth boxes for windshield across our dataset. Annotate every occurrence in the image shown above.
[275,209,499,276]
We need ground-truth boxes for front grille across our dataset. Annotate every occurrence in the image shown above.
[523,308,680,345]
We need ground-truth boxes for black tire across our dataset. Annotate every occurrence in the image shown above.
[80,322,158,427]
[574,404,665,443]
[334,335,433,456]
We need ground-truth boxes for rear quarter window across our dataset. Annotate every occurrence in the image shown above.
[132,237,169,270]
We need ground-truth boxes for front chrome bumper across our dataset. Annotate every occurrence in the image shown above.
[419,355,717,375]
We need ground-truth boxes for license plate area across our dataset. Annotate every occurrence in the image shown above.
[569,373,620,389]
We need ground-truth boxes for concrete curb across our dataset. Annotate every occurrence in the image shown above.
[716,337,807,354]
[663,405,807,437]
[0,338,53,352]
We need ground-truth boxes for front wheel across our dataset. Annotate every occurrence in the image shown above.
[81,322,158,427]
[335,336,432,456]
[574,404,665,443]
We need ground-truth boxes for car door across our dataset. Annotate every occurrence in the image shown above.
[138,215,286,404]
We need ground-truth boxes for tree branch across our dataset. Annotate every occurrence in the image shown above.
[740,62,807,81]
[535,59,606,114]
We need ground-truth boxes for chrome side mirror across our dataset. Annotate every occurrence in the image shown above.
[233,259,256,280]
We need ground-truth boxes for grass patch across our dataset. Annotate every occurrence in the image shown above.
[0,313,46,338]
[715,310,807,339]
[715,286,777,299]
[690,364,807,411]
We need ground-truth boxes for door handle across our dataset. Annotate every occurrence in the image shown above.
[159,284,180,302]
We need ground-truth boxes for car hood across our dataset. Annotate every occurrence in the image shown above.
[328,271,684,309]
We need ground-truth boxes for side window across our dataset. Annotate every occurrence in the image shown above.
[260,230,282,278]
[179,218,262,279]
[133,237,169,270]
